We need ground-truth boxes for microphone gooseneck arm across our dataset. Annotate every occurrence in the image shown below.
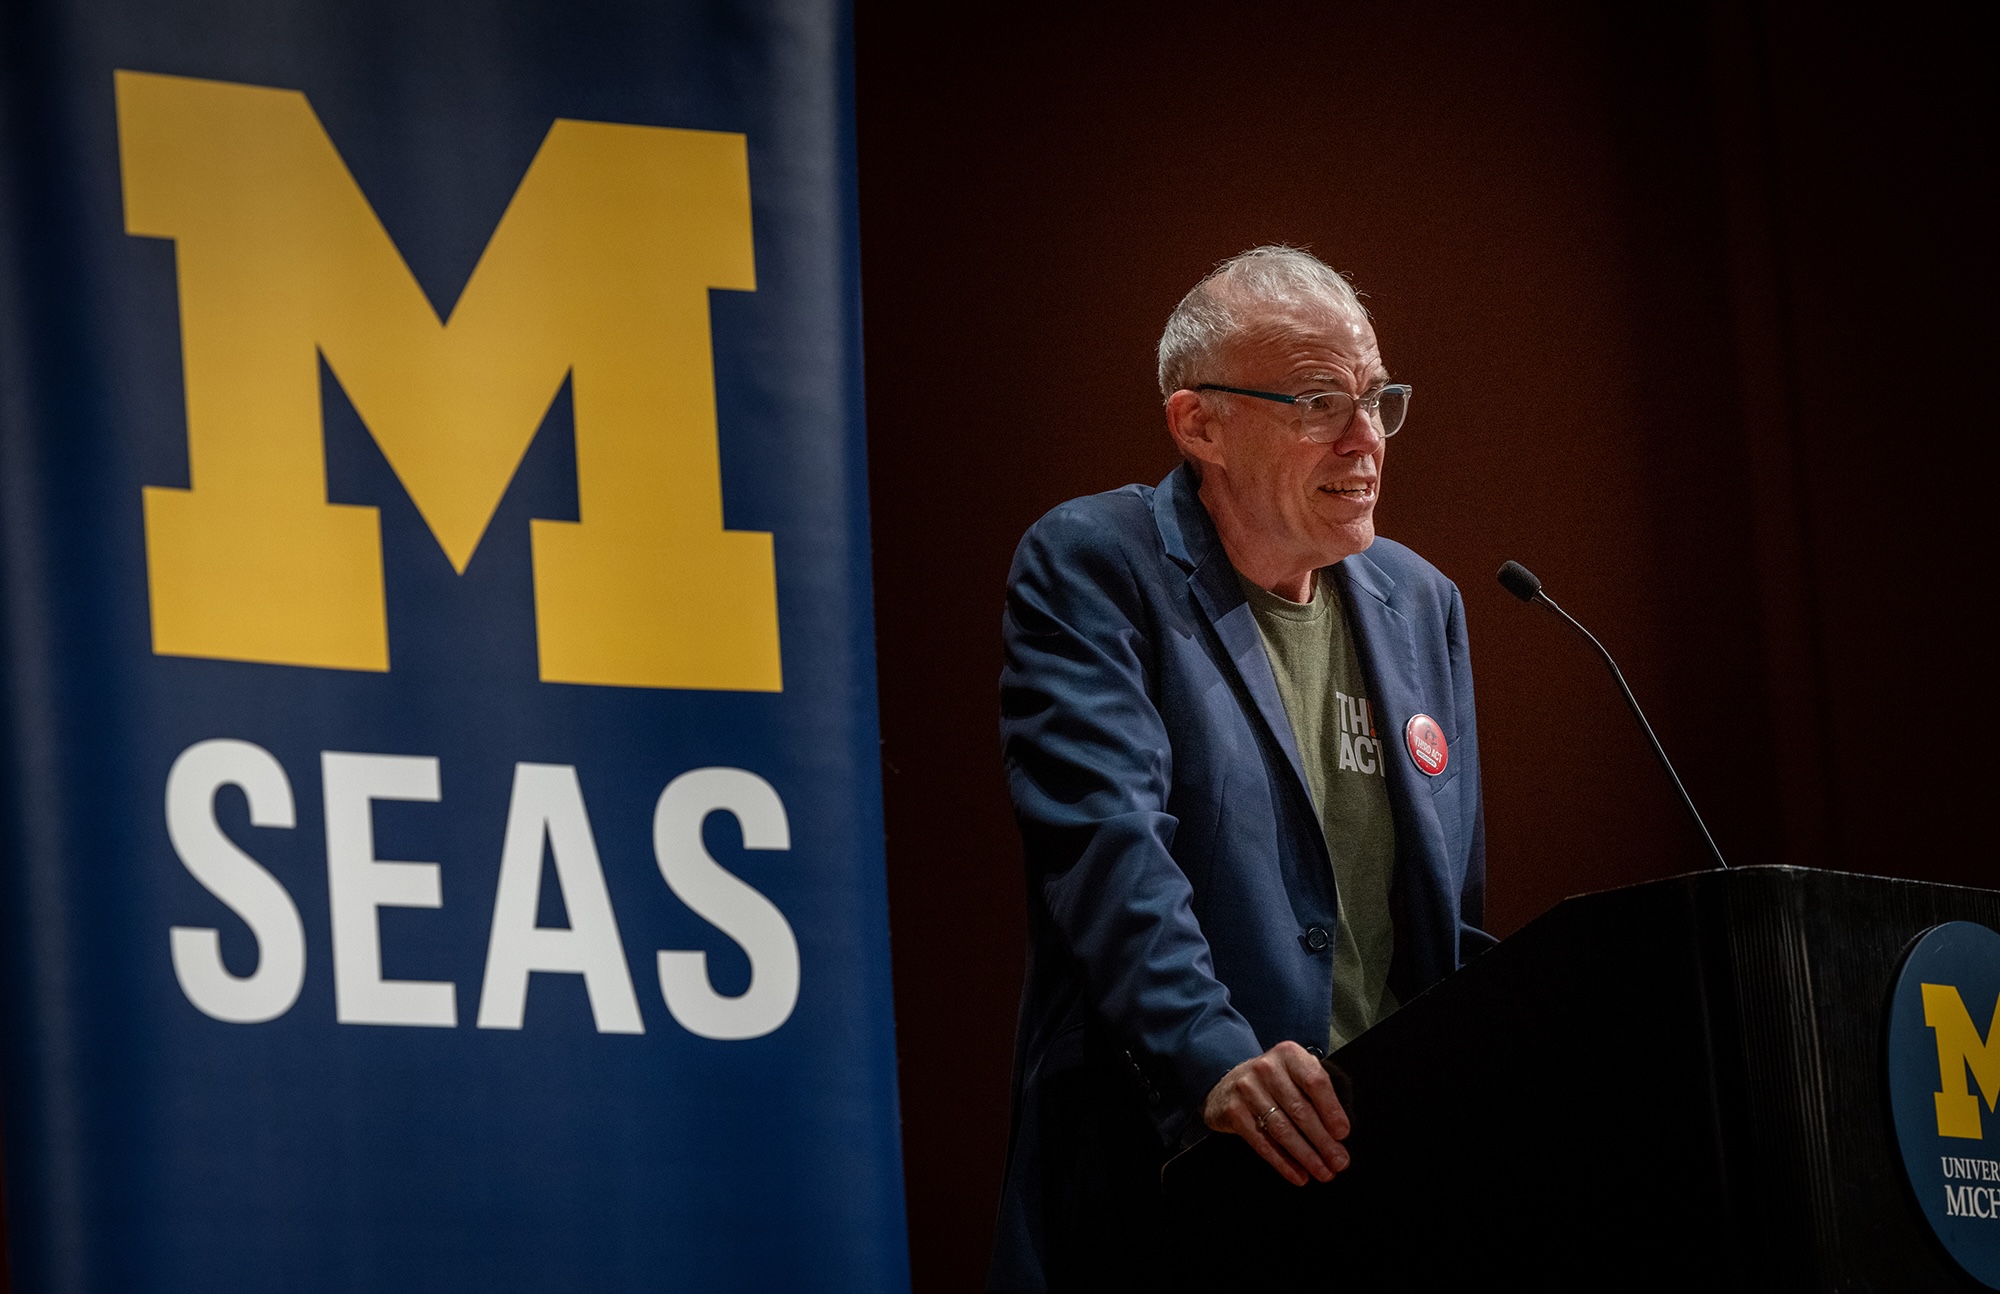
[1497,562,1729,871]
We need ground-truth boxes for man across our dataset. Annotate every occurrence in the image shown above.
[989,246,1492,1291]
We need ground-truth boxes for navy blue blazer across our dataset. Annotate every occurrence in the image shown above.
[989,464,1492,1292]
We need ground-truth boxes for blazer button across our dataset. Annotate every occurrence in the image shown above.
[1305,1045,1325,1060]
[1301,926,1330,952]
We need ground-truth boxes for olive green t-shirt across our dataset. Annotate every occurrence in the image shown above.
[1237,570,1400,1051]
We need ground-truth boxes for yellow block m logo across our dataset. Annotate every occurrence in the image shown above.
[1924,982,2000,1139]
[115,70,780,691]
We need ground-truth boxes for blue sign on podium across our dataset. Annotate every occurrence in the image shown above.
[1888,922,2000,1290]
[0,3,909,1289]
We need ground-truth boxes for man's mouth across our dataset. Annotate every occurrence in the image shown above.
[1319,481,1376,499]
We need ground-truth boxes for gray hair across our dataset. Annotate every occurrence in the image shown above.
[1156,245,1366,400]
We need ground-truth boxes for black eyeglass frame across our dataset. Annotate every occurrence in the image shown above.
[1193,381,1412,441]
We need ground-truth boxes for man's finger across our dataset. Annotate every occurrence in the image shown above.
[1232,1085,1331,1184]
[1223,1082,1311,1184]
[1275,1089,1345,1175]
[1235,1110,1310,1187]
[1252,1076,1337,1182]
[1261,1047,1351,1172]
[1282,1047,1352,1141]
[1258,1109,1333,1182]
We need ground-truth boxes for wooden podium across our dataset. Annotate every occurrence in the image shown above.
[1163,867,1999,1291]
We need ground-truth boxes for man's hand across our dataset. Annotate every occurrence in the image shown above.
[1202,1041,1351,1186]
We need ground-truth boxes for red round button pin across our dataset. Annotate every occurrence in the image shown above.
[1405,714,1448,776]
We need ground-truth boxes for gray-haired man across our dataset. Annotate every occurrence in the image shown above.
[990,247,1491,1290]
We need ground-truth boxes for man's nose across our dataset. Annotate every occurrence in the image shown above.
[1334,406,1386,453]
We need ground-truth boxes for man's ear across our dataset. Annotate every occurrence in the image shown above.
[1165,389,1226,469]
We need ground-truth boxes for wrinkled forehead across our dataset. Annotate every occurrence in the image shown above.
[1220,297,1382,373]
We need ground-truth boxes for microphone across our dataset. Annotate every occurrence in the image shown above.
[1496,560,1728,871]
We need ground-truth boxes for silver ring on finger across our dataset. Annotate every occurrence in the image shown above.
[1255,1104,1281,1131]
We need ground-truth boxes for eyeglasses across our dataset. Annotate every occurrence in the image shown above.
[1194,382,1412,442]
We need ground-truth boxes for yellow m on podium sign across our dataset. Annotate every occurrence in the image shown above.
[116,70,781,691]
[1924,982,2000,1139]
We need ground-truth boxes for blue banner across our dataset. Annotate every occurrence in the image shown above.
[0,2,908,1289]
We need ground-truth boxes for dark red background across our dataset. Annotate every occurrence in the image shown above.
[856,1,1995,1286]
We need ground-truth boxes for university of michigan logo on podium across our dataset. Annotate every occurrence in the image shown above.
[116,70,781,691]
[1888,920,2000,1288]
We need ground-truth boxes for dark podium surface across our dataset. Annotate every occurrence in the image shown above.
[1164,866,1999,1291]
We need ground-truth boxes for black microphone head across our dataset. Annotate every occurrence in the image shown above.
[1497,560,1542,603]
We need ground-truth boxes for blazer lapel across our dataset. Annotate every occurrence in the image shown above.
[1155,466,1316,829]
[1333,552,1456,987]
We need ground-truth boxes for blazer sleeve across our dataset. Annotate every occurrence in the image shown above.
[1000,503,1263,1112]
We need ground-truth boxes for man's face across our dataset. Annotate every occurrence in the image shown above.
[1200,303,1389,572]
